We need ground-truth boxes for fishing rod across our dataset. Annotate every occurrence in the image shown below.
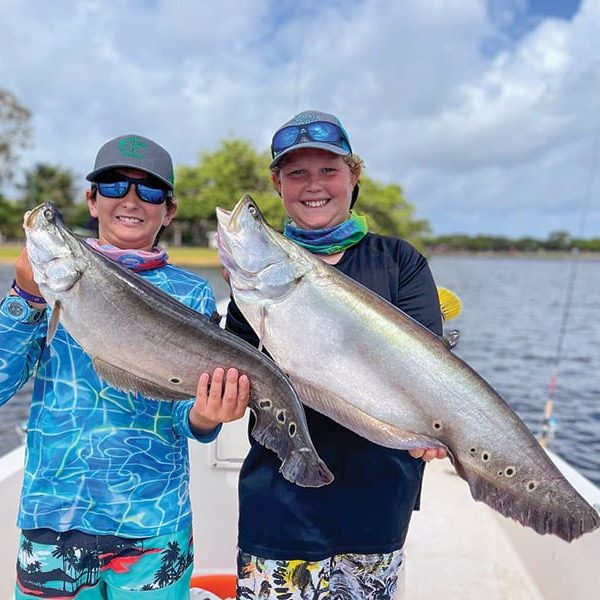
[539,127,600,449]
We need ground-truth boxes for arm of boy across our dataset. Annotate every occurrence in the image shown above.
[189,367,250,436]
[0,248,47,407]
[14,248,46,308]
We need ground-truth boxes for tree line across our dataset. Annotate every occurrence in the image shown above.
[426,231,600,253]
[2,87,599,253]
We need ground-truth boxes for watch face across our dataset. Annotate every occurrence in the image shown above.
[2,296,42,323]
[6,298,26,319]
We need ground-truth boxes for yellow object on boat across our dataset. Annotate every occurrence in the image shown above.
[437,287,462,321]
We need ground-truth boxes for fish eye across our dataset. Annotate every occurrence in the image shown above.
[43,207,54,222]
[248,204,258,217]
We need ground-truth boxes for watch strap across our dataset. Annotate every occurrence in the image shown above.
[11,279,46,304]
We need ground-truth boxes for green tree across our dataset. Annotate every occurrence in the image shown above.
[176,138,431,247]
[544,230,572,251]
[0,194,23,240]
[175,139,277,245]
[355,178,431,250]
[19,163,80,225]
[0,89,32,187]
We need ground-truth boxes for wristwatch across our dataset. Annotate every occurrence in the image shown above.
[0,295,45,324]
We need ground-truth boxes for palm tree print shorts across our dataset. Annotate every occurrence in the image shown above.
[15,527,194,599]
[237,548,405,599]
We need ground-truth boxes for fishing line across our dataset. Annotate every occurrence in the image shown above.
[539,124,600,448]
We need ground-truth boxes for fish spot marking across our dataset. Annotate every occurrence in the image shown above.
[469,447,477,455]
[505,466,516,477]
[276,409,286,423]
[259,399,272,410]
[481,451,491,462]
[527,481,538,491]
[288,422,296,437]
[432,420,443,431]
[169,377,182,385]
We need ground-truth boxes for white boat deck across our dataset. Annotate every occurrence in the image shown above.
[405,457,600,599]
[1,424,599,600]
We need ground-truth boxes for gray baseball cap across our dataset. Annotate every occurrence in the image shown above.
[269,110,353,168]
[86,134,174,189]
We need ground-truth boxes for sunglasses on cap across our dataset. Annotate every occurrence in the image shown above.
[271,121,352,157]
[92,174,173,205]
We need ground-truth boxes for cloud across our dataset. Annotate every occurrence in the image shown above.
[1,0,597,237]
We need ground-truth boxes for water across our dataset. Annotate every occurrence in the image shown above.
[431,255,600,487]
[1,258,599,488]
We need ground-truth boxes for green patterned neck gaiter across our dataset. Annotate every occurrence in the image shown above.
[283,212,368,255]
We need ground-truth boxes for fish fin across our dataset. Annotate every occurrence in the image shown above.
[289,376,446,451]
[450,454,600,542]
[92,358,190,401]
[257,306,266,353]
[249,399,334,488]
[438,287,462,321]
[46,302,61,343]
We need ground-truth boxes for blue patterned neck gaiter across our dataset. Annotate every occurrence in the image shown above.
[283,212,368,255]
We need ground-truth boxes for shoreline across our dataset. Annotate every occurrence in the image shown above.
[1,244,598,268]
[0,244,222,268]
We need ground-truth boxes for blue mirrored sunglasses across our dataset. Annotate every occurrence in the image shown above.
[271,121,352,157]
[93,175,172,205]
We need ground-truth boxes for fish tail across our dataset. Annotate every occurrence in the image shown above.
[280,449,335,488]
[452,457,600,542]
[250,404,334,488]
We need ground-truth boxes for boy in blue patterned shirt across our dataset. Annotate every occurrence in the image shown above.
[0,134,249,599]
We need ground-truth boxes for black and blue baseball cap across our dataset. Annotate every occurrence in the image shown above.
[270,110,353,168]
[86,134,174,190]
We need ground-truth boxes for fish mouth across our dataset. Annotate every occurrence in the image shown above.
[215,205,231,223]
[216,193,254,233]
[216,200,283,288]
[215,207,234,267]
[23,203,60,230]
[23,204,46,229]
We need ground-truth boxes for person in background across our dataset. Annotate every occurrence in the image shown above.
[0,134,249,599]
[225,110,446,599]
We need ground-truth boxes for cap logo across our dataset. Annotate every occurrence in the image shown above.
[118,136,148,160]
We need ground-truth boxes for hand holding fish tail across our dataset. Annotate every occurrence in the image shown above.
[190,367,250,435]
[409,447,448,462]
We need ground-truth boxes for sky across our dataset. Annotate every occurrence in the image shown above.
[1,0,599,239]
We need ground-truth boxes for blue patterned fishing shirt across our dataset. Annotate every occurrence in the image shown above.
[0,264,219,538]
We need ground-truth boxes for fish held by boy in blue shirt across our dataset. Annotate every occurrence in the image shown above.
[22,202,332,490]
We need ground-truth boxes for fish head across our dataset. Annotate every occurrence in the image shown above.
[23,203,84,300]
[216,194,308,303]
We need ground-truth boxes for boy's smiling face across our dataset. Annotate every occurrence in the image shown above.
[86,168,176,250]
[272,148,358,231]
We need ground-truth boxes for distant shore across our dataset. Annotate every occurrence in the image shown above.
[0,244,597,268]
[0,244,222,268]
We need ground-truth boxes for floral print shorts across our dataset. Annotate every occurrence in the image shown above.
[237,548,405,599]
